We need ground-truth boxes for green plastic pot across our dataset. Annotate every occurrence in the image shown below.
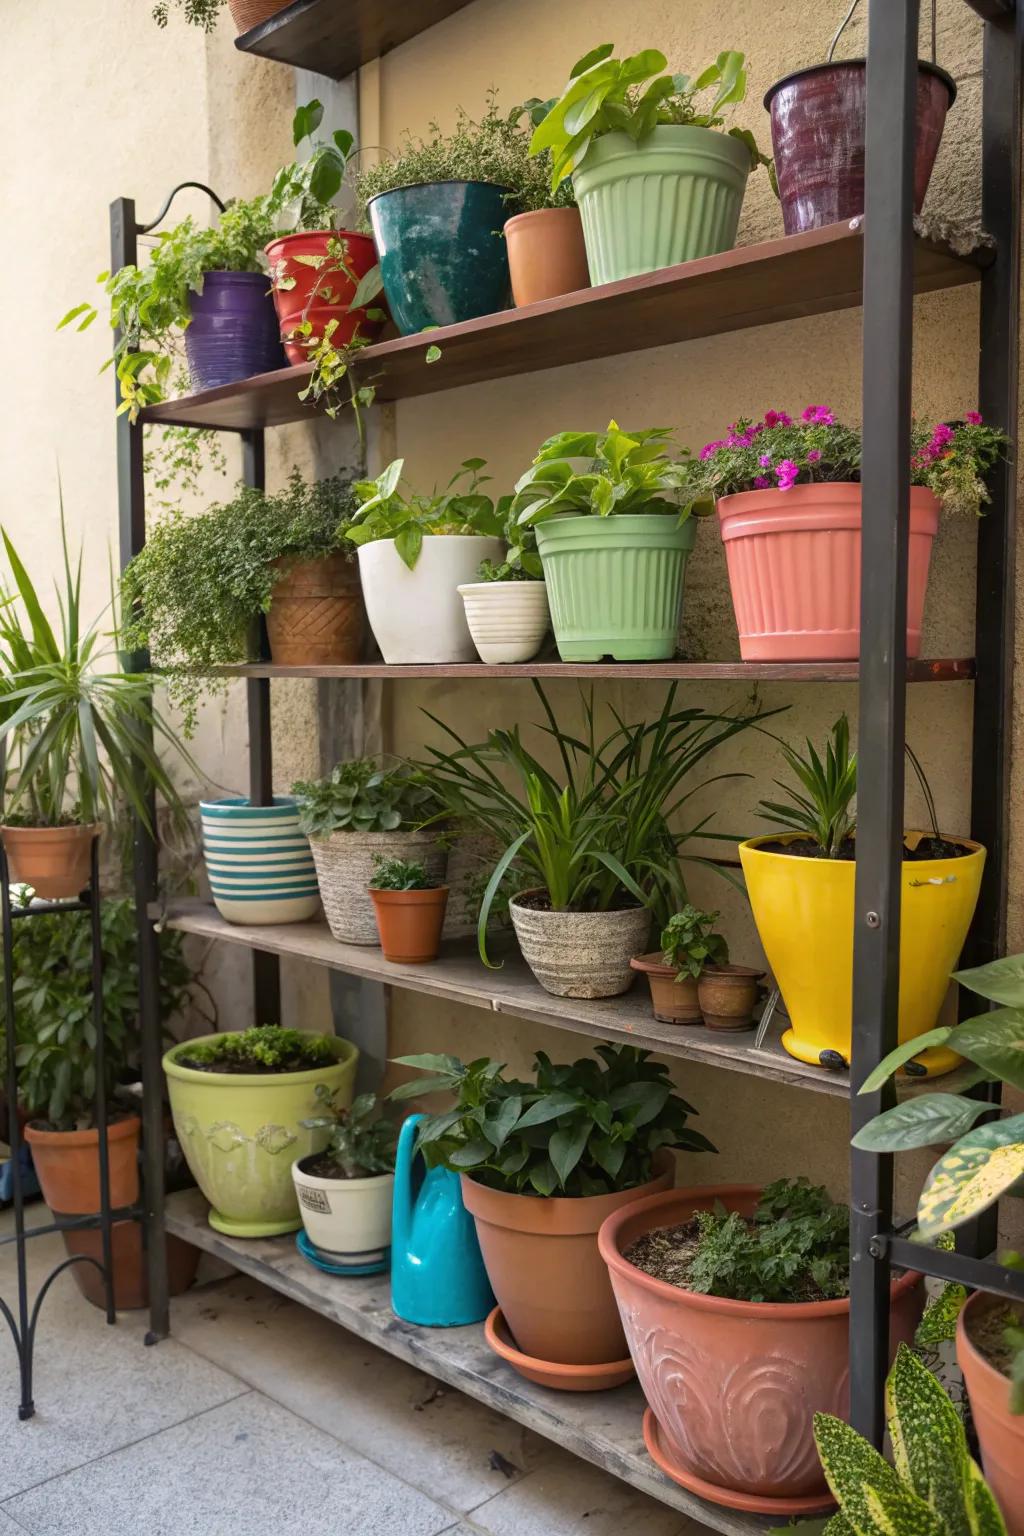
[572,125,750,285]
[536,513,697,661]
[163,1031,358,1237]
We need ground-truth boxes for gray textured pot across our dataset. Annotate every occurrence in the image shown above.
[309,829,446,945]
[509,890,651,998]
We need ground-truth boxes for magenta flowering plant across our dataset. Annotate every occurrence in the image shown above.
[685,405,1008,518]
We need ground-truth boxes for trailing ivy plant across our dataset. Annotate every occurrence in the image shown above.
[347,457,506,570]
[660,905,728,981]
[292,758,434,838]
[391,1043,714,1197]
[300,1086,397,1178]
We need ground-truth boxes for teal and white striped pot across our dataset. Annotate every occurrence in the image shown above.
[200,796,319,926]
[535,513,697,661]
[572,125,750,285]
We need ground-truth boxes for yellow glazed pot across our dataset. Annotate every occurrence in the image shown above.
[739,834,985,1074]
[163,1031,358,1237]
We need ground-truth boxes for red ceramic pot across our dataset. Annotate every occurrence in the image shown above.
[265,231,384,365]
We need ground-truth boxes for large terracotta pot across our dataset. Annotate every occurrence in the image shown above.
[599,1185,923,1514]
[461,1155,673,1369]
[957,1293,1024,1535]
[63,1223,199,1312]
[1,823,99,900]
[504,208,590,307]
[265,553,363,666]
[717,484,938,661]
[265,231,383,365]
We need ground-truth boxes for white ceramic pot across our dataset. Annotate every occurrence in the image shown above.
[456,581,550,663]
[357,536,504,664]
[509,889,651,999]
[291,1155,394,1262]
[308,827,446,945]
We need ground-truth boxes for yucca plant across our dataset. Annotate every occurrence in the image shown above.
[758,714,857,857]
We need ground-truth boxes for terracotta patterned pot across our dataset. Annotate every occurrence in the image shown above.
[957,1292,1024,1535]
[227,0,293,35]
[504,208,590,307]
[629,953,702,1024]
[510,891,650,998]
[265,553,363,666]
[599,1184,923,1512]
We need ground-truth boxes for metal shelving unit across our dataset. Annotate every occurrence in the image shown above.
[109,0,1024,1522]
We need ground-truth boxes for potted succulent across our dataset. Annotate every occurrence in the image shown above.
[346,457,504,664]
[631,905,729,1025]
[687,406,1009,661]
[121,469,361,735]
[598,1177,922,1513]
[393,1045,712,1386]
[163,1025,358,1237]
[503,99,590,307]
[151,0,293,37]
[853,950,1024,1527]
[511,422,707,661]
[0,522,191,900]
[292,1086,398,1266]
[457,504,549,664]
[741,716,985,1072]
[765,1,956,236]
[532,46,772,285]
[368,857,449,964]
[292,758,442,945]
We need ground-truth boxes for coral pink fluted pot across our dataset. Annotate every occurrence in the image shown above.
[717,484,939,661]
[598,1185,923,1512]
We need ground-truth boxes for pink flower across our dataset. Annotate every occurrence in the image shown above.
[806,449,822,463]
[759,453,772,467]
[754,475,770,488]
[964,411,983,425]
[775,459,799,490]
[801,405,835,425]
[699,440,723,460]
[764,409,792,428]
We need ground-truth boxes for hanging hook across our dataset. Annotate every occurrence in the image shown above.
[828,0,861,63]
[932,0,938,64]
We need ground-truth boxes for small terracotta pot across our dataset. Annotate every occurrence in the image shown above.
[697,965,765,1031]
[629,953,702,1024]
[265,231,383,365]
[227,0,292,35]
[1,823,99,900]
[461,1154,673,1370]
[25,1115,140,1215]
[265,552,363,666]
[504,208,590,307]
[957,1292,1024,1535]
[599,1185,923,1512]
[370,886,449,963]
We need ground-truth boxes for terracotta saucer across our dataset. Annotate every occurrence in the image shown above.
[484,1306,635,1392]
[643,1409,837,1516]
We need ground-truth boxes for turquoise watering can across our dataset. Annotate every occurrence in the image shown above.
[391,1113,495,1327]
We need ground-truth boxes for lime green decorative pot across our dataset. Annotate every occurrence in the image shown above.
[572,125,750,285]
[163,1031,358,1237]
[536,513,697,661]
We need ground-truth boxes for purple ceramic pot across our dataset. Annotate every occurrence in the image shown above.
[184,271,285,392]
[765,60,956,237]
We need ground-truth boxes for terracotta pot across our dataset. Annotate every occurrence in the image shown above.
[1,823,99,900]
[599,1185,923,1512]
[504,208,590,307]
[510,890,650,999]
[370,886,449,963]
[461,1155,673,1369]
[629,953,701,1023]
[265,552,363,666]
[25,1115,140,1215]
[957,1293,1024,1535]
[63,1223,199,1312]
[484,1306,634,1392]
[227,0,292,35]
[697,965,765,1031]
[264,231,383,365]
[717,484,938,661]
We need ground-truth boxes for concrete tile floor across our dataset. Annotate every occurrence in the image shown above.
[0,1212,703,1536]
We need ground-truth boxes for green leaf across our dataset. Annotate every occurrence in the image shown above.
[514,1091,581,1129]
[954,953,1024,1008]
[425,344,442,364]
[528,1158,558,1196]
[916,1113,1024,1239]
[548,1118,592,1185]
[886,1344,972,1533]
[813,1411,944,1535]
[332,128,354,158]
[852,1095,992,1153]
[394,523,423,570]
[483,1094,522,1150]
[857,1028,954,1094]
[350,263,383,310]
[568,42,615,79]
[293,98,323,146]
[308,151,343,207]
[949,1008,1024,1090]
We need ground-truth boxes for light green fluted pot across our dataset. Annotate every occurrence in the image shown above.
[572,125,750,285]
[164,1031,358,1238]
[536,514,697,662]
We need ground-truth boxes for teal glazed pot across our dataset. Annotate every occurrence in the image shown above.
[368,180,512,335]
[536,513,697,662]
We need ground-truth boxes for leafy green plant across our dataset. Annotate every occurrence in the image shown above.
[347,457,506,570]
[151,0,224,28]
[175,1026,335,1075]
[531,46,773,192]
[758,715,858,857]
[300,1086,397,1178]
[812,1343,1006,1534]
[391,1043,714,1197]
[476,501,542,583]
[509,421,707,529]
[369,857,439,892]
[268,99,360,234]
[292,758,434,838]
[417,682,765,965]
[660,905,728,981]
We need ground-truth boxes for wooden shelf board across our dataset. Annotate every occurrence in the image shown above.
[234,0,474,79]
[165,1186,775,1534]
[211,658,976,683]
[140,225,984,432]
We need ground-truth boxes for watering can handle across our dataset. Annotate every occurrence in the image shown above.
[392,1113,423,1258]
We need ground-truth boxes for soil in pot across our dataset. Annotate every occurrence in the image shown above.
[1,823,99,901]
[265,553,363,666]
[697,965,765,1031]
[958,1294,1024,1535]
[370,886,449,964]
[629,953,702,1024]
[510,890,650,999]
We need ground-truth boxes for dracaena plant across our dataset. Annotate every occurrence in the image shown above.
[530,46,773,191]
[391,1044,714,1197]
[292,758,434,838]
[300,1086,397,1178]
[509,422,707,529]
[758,715,858,857]
[660,905,729,981]
[347,458,507,570]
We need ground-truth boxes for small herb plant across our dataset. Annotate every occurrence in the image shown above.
[532,46,772,191]
[176,1026,335,1075]
[348,457,506,570]
[660,906,729,981]
[392,1044,714,1197]
[120,470,355,736]
[759,714,858,858]
[369,857,440,892]
[509,422,706,529]
[687,405,1010,518]
[292,759,433,838]
[301,1086,397,1179]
